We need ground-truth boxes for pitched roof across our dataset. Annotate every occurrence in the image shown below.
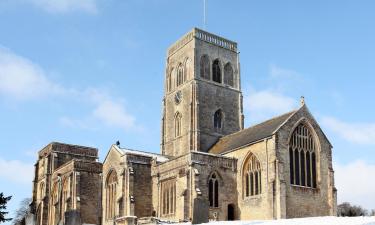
[113,145,169,162]
[209,110,297,155]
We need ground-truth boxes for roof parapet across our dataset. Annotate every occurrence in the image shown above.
[167,27,238,56]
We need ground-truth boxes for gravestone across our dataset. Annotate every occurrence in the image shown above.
[192,198,209,224]
[65,211,82,225]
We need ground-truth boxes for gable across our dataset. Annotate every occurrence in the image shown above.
[103,145,124,165]
[276,104,333,148]
[209,111,296,154]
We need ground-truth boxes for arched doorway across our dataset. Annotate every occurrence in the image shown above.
[227,204,235,221]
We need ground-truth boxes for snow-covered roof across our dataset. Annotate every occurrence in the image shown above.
[167,216,375,225]
[113,145,169,163]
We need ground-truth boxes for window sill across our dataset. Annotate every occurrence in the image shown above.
[290,185,320,193]
[244,194,262,200]
[291,184,317,189]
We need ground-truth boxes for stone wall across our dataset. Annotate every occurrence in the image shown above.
[224,138,277,220]
[102,146,124,225]
[276,105,337,218]
[152,152,237,222]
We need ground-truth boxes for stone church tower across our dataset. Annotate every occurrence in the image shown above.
[161,28,244,156]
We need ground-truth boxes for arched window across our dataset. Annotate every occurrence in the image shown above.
[289,123,317,188]
[51,183,59,225]
[38,182,45,201]
[167,68,174,92]
[208,173,219,207]
[200,55,210,80]
[106,170,118,220]
[244,154,262,197]
[184,58,191,81]
[176,64,184,87]
[224,63,234,87]
[214,109,223,130]
[212,59,221,83]
[175,112,182,137]
[59,178,70,224]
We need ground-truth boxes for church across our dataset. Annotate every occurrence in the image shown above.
[30,28,337,225]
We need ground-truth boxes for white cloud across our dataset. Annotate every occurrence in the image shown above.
[92,99,135,130]
[243,64,303,124]
[28,0,97,14]
[335,160,375,210]
[0,158,34,184]
[321,117,375,145]
[244,88,297,124]
[0,46,138,131]
[0,47,63,100]
[270,64,301,79]
[60,89,136,131]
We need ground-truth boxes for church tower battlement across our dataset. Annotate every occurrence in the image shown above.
[161,28,244,157]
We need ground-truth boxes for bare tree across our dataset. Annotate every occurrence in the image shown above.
[12,198,31,225]
[371,209,375,216]
[337,202,368,217]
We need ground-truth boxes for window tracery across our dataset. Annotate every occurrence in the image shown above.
[208,173,219,207]
[289,123,317,188]
[244,154,262,197]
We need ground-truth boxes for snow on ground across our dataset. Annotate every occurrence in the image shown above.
[169,217,375,225]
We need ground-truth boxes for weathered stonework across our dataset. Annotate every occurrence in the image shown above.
[29,28,336,225]
[30,142,102,225]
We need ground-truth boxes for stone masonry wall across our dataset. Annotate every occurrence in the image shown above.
[224,139,277,220]
[276,105,336,218]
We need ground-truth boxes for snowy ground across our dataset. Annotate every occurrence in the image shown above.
[167,217,375,225]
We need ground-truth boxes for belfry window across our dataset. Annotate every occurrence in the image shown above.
[167,68,174,92]
[289,123,317,188]
[106,170,118,220]
[208,173,219,207]
[244,154,262,197]
[224,63,234,87]
[175,112,182,137]
[177,64,184,87]
[200,55,210,80]
[212,59,221,83]
[214,109,223,130]
[161,179,176,215]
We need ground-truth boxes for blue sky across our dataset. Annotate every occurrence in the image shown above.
[0,0,374,221]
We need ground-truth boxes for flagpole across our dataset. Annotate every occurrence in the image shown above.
[203,0,206,30]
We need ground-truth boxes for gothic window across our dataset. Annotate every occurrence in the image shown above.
[161,179,176,216]
[61,179,67,219]
[176,64,184,87]
[214,109,223,131]
[224,63,234,87]
[244,154,262,197]
[208,173,219,207]
[51,183,59,225]
[289,123,317,188]
[175,112,182,137]
[167,68,174,92]
[212,59,221,83]
[200,55,210,80]
[38,182,45,201]
[106,170,118,220]
[184,58,191,81]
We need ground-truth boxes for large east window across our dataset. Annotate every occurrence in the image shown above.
[289,123,317,188]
